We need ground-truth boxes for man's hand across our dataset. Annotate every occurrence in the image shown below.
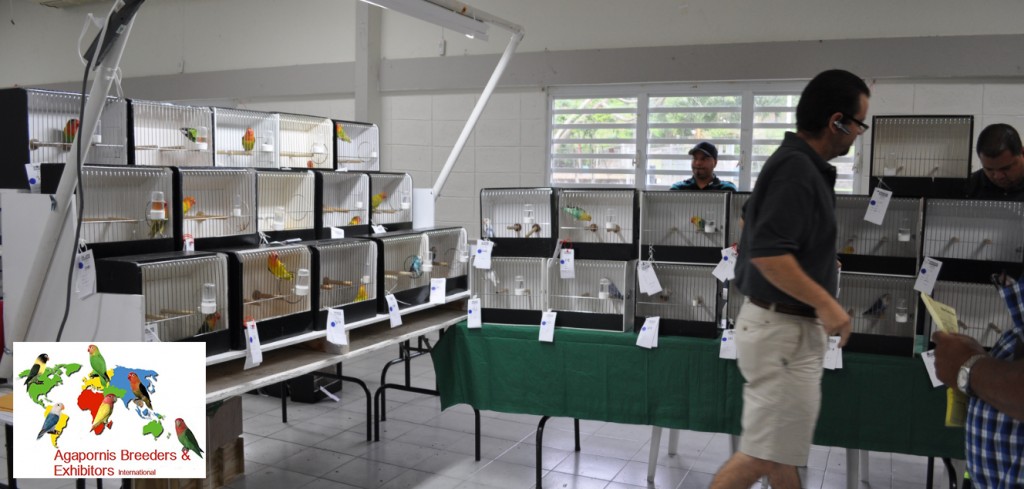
[932,331,986,387]
[816,300,852,347]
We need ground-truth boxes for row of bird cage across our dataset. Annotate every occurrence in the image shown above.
[93,227,469,356]
[0,88,380,189]
[471,258,1011,355]
[480,187,1024,279]
[37,165,414,257]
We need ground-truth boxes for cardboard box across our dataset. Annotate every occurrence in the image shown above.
[206,396,242,451]
[133,437,244,489]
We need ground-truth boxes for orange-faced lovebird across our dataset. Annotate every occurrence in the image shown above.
[371,192,387,212]
[87,344,109,385]
[197,311,221,335]
[63,119,80,144]
[267,252,293,280]
[242,128,256,152]
[128,372,153,411]
[24,353,48,390]
[182,196,196,215]
[37,403,64,440]
[90,394,116,432]
[175,418,204,459]
[348,216,362,226]
[336,123,352,143]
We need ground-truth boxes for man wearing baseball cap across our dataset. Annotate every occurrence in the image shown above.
[670,141,737,191]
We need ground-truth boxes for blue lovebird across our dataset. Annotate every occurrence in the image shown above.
[862,293,890,319]
[605,278,624,300]
[409,255,423,277]
[37,403,64,440]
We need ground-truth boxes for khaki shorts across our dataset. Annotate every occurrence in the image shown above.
[735,299,827,467]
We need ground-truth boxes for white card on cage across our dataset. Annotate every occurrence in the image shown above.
[386,294,402,327]
[244,318,263,369]
[467,297,482,329]
[326,308,348,346]
[429,278,446,304]
[539,311,557,342]
[473,240,494,269]
[863,187,893,225]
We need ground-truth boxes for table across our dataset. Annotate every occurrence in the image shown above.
[431,323,965,487]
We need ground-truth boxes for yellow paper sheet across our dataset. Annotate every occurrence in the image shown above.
[920,292,959,334]
[945,387,967,427]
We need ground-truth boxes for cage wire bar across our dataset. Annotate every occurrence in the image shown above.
[557,190,636,245]
[480,188,553,239]
[423,228,470,280]
[80,166,174,244]
[179,168,257,240]
[871,116,973,179]
[470,257,547,312]
[546,259,634,326]
[932,281,1012,348]
[321,173,370,229]
[635,263,718,325]
[379,233,431,295]
[278,113,333,169]
[923,199,1024,263]
[24,90,127,167]
[130,100,213,167]
[256,171,316,233]
[369,173,414,226]
[315,240,378,310]
[335,120,380,171]
[238,245,312,323]
[141,254,230,342]
[213,108,280,168]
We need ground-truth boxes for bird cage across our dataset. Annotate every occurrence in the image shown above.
[334,120,379,171]
[639,191,728,263]
[222,244,313,348]
[923,199,1024,281]
[316,171,370,237]
[96,251,231,355]
[469,256,547,325]
[931,281,1011,349]
[556,189,638,260]
[174,168,258,250]
[361,227,469,311]
[422,227,471,289]
[838,272,919,356]
[869,115,973,198]
[129,100,213,167]
[255,170,316,241]
[212,108,279,169]
[309,239,379,327]
[479,187,556,257]
[278,113,333,169]
[634,262,721,338]
[545,258,636,332]
[0,88,127,189]
[40,164,175,258]
[835,195,923,275]
[726,192,750,247]
[367,172,414,231]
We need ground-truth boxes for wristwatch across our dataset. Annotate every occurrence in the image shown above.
[957,354,988,396]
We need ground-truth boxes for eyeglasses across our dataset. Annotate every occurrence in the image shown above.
[843,115,870,132]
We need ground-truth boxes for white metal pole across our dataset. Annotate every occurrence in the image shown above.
[432,30,524,200]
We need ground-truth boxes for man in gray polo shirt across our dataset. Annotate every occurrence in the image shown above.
[711,69,866,489]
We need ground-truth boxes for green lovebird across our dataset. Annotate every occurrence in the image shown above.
[87,344,109,385]
[175,418,204,459]
[180,127,198,143]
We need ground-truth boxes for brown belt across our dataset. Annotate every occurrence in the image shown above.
[748,297,817,318]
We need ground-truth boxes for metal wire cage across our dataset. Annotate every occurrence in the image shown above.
[177,168,257,244]
[931,281,1011,349]
[78,165,175,246]
[368,173,414,229]
[557,190,636,244]
[835,195,922,274]
[923,199,1024,263]
[871,116,973,179]
[255,170,315,238]
[634,262,720,337]
[311,237,380,315]
[278,113,333,169]
[379,233,433,297]
[838,272,919,355]
[334,120,379,171]
[639,191,728,263]
[546,258,636,332]
[129,100,213,167]
[480,188,556,257]
[318,172,370,235]
[213,108,279,168]
[0,88,127,189]
[423,227,471,280]
[235,244,313,326]
[470,257,547,316]
[726,192,750,247]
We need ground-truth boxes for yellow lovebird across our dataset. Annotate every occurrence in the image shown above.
[355,283,368,302]
[348,216,362,225]
[90,394,116,432]
[267,252,293,280]
[242,127,256,151]
[371,192,387,212]
[690,216,705,230]
[336,123,351,143]
[182,196,197,215]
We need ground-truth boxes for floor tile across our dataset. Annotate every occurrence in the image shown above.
[537,470,612,489]
[271,446,356,478]
[552,452,629,481]
[466,459,543,489]
[496,442,573,471]
[413,450,491,479]
[611,460,688,489]
[378,469,465,489]
[321,456,408,488]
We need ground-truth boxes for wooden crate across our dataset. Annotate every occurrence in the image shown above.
[134,437,244,489]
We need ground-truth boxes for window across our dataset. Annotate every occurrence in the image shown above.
[548,82,860,193]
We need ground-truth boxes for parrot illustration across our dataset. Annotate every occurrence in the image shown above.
[197,311,221,335]
[63,119,80,144]
[690,216,705,231]
[563,206,592,222]
[371,192,387,212]
[24,353,49,390]
[862,293,891,319]
[90,394,116,432]
[355,283,368,302]
[242,127,256,152]
[604,278,625,300]
[175,418,204,459]
[348,216,362,226]
[267,252,294,280]
[336,123,352,143]
[148,218,167,239]
[180,127,199,143]
[182,196,197,216]
[128,372,153,411]
[87,344,110,385]
[37,403,64,440]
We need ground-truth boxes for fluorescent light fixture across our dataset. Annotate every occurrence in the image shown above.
[360,0,490,41]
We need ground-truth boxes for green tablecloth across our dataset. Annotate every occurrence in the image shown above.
[431,322,964,459]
